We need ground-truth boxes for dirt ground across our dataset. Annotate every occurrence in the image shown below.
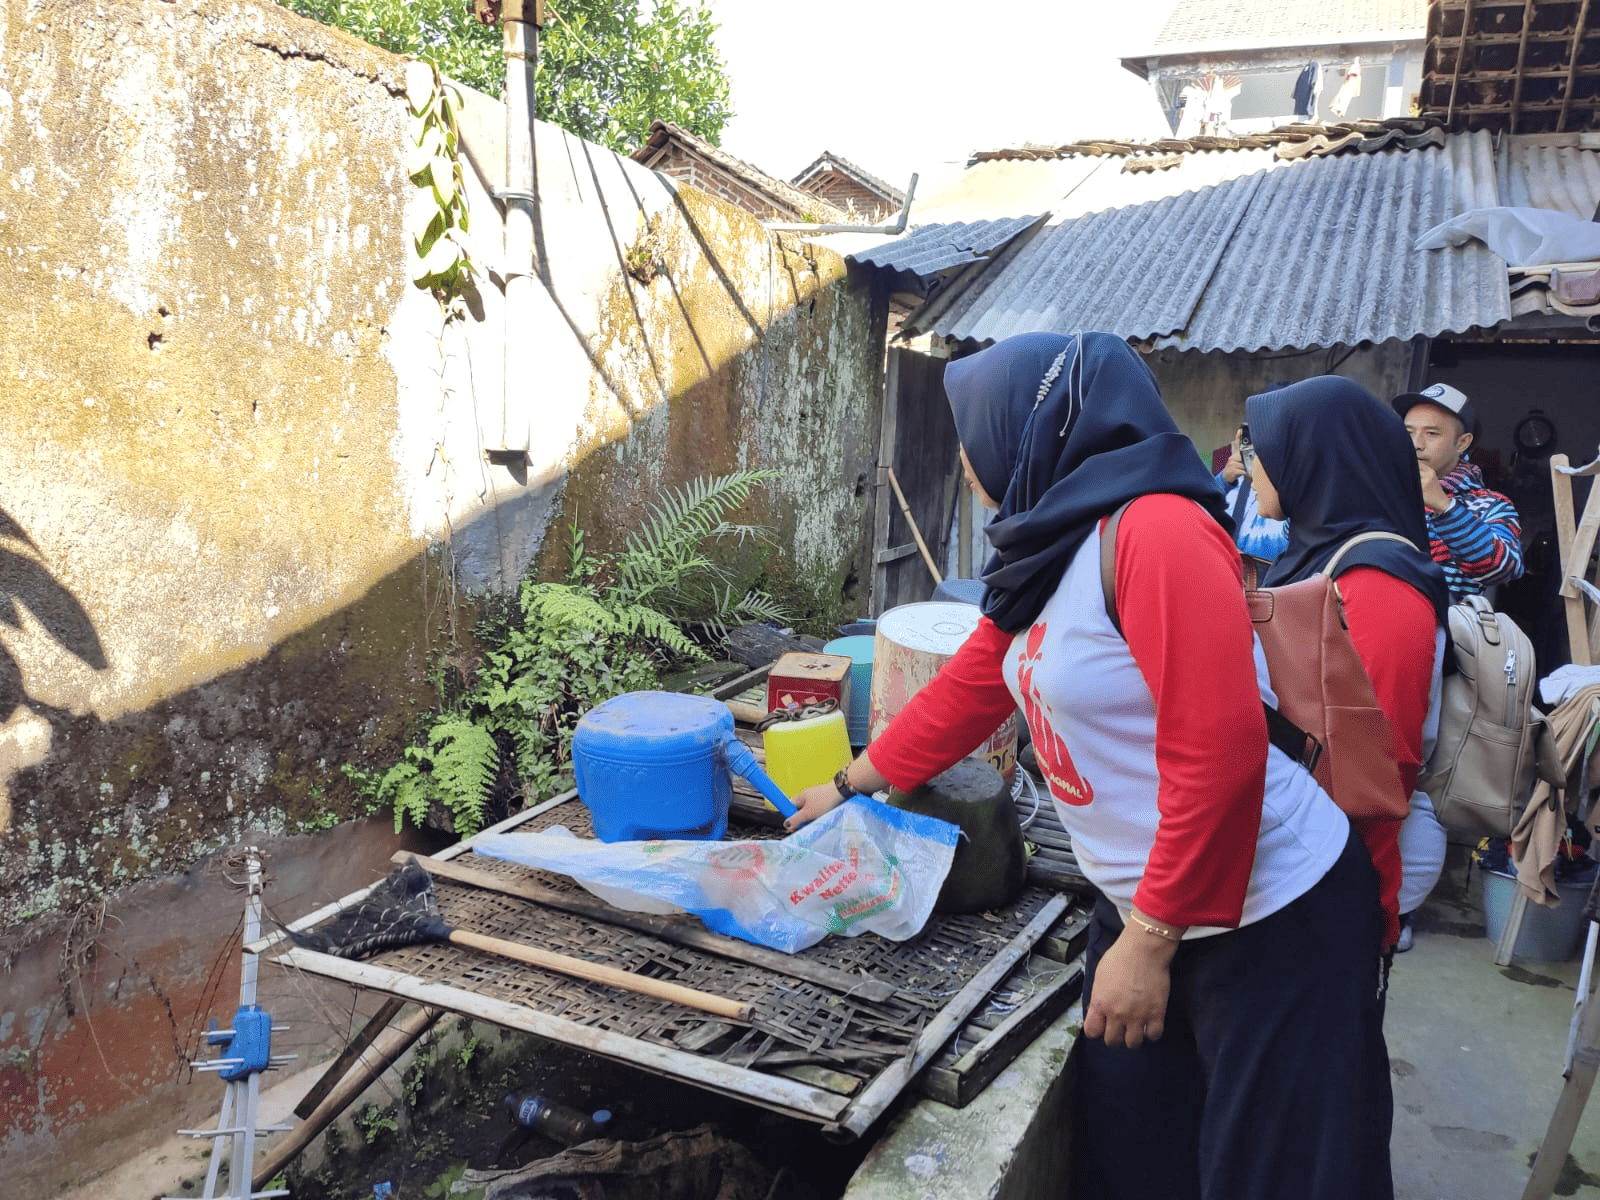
[66,1026,876,1200]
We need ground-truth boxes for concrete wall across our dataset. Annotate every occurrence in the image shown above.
[0,0,883,1189]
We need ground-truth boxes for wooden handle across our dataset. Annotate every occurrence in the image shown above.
[886,467,943,586]
[723,698,769,726]
[444,928,751,1021]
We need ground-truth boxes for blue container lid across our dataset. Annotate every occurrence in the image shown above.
[574,691,732,753]
[823,635,876,664]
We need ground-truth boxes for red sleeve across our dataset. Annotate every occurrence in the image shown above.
[865,615,1019,792]
[1121,495,1269,929]
[1339,567,1439,947]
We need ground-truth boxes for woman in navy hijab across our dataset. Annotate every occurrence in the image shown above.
[788,333,1394,1200]
[1247,376,1449,958]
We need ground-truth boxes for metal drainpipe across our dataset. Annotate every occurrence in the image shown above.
[491,0,542,469]
[762,174,919,235]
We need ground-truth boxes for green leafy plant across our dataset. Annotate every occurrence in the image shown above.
[356,1101,399,1144]
[346,471,786,837]
[276,0,731,154]
[404,60,476,298]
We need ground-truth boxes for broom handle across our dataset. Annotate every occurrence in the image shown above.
[444,928,751,1021]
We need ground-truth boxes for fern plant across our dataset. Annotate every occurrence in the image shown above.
[346,470,789,837]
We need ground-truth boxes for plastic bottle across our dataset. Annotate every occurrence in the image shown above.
[503,1091,614,1144]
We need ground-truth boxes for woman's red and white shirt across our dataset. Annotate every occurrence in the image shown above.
[869,494,1350,936]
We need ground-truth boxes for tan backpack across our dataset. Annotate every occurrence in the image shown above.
[1422,596,1559,840]
[1101,504,1410,821]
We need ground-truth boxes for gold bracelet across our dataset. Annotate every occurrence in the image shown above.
[1128,911,1180,942]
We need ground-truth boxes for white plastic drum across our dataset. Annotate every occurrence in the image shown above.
[869,602,1018,779]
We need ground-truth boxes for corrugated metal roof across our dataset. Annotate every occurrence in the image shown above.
[847,215,1046,276]
[908,130,1519,352]
[1498,135,1600,218]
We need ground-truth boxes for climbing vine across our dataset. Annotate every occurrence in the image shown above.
[404,60,476,300]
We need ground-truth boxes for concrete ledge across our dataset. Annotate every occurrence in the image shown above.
[843,1001,1082,1200]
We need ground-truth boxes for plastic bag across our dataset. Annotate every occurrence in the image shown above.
[473,796,960,953]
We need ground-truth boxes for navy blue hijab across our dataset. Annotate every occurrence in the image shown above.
[1246,376,1449,624]
[945,331,1230,634]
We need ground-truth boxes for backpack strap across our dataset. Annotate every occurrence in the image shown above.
[1320,531,1416,578]
[1097,499,1321,772]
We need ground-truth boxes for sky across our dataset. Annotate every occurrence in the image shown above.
[702,0,1178,196]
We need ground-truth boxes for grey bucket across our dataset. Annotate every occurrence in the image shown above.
[1481,868,1593,962]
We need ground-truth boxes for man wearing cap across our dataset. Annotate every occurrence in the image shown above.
[1393,382,1524,603]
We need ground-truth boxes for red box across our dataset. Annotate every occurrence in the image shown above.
[766,652,854,720]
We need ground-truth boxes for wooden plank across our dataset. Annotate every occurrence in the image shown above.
[874,542,920,566]
[272,946,851,1124]
[832,893,1072,1138]
[394,852,897,1003]
[1552,455,1592,666]
[1038,908,1092,964]
[293,997,406,1119]
[1024,858,1097,895]
[871,348,904,617]
[920,958,1084,1108]
[772,1063,863,1096]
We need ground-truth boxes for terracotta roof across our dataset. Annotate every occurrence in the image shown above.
[968,117,1447,164]
[630,121,846,223]
[1148,0,1425,51]
[790,151,906,207]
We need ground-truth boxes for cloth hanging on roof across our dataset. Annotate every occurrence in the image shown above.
[1417,207,1600,268]
[1292,62,1322,119]
[1511,684,1600,906]
[1329,61,1363,119]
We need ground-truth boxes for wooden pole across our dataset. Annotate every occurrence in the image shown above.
[252,1004,442,1190]
[886,467,943,586]
[443,927,751,1021]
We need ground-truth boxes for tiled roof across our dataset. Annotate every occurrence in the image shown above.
[630,121,846,223]
[1148,0,1425,51]
[791,152,907,206]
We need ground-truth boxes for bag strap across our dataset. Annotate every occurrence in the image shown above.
[1321,531,1417,578]
[1097,500,1322,773]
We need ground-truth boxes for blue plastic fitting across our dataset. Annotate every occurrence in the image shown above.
[718,735,798,818]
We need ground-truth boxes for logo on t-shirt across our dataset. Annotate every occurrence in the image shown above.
[1016,623,1094,806]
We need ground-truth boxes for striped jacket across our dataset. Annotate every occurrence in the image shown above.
[1428,461,1523,601]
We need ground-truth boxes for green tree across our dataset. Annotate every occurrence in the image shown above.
[278,0,731,154]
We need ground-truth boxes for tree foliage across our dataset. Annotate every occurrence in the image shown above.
[278,0,732,154]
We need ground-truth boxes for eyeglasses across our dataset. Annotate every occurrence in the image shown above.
[1239,424,1256,474]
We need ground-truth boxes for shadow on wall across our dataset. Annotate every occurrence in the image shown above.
[0,507,109,732]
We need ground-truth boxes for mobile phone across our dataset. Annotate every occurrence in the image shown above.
[1238,424,1256,475]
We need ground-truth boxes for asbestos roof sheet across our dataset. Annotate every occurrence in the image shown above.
[846,215,1046,277]
[909,129,1515,352]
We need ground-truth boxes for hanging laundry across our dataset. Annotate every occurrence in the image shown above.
[1175,80,1208,138]
[1292,61,1322,119]
[1329,61,1363,119]
[1199,72,1242,135]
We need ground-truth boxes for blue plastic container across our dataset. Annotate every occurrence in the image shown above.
[572,692,735,842]
[823,635,876,748]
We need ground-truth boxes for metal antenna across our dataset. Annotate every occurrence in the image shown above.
[164,849,296,1200]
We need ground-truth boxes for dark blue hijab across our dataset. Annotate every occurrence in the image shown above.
[1247,376,1449,624]
[945,331,1230,634]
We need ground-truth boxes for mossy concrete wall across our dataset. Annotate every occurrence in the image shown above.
[0,0,882,1190]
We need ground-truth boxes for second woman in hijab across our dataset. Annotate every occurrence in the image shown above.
[786,332,1393,1200]
[1245,376,1450,954]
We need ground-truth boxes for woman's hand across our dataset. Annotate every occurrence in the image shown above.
[783,782,847,831]
[1083,915,1181,1049]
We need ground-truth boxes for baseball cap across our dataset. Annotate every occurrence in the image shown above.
[1392,382,1478,437]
